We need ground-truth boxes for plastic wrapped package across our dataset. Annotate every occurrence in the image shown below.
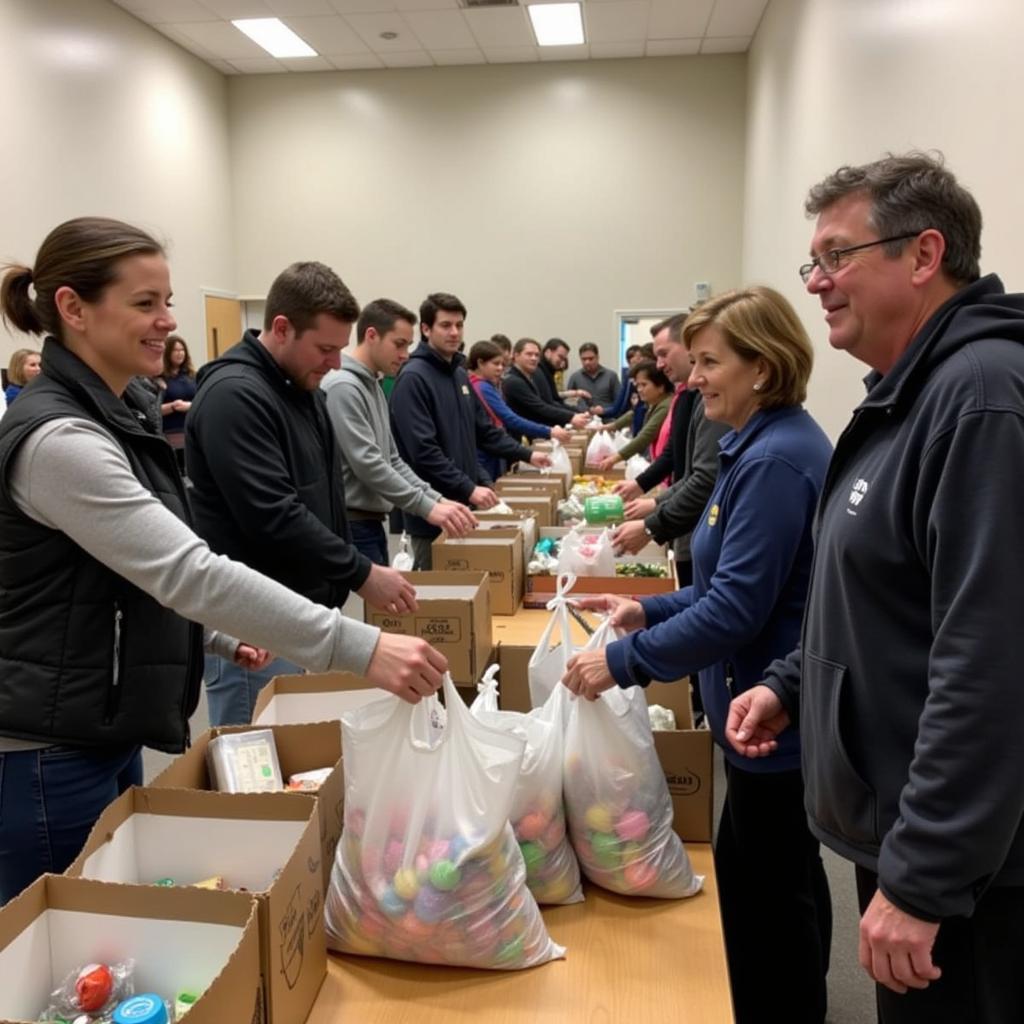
[206,730,283,793]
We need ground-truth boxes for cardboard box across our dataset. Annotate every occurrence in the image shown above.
[67,787,326,1024]
[654,729,714,843]
[495,475,568,501]
[251,672,381,726]
[0,874,262,1024]
[523,526,676,606]
[365,571,492,685]
[494,493,557,528]
[472,513,538,555]
[150,722,345,897]
[431,532,523,616]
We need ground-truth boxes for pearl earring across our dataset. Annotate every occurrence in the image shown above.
[753,382,762,392]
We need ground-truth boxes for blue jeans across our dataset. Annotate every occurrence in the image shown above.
[0,744,142,905]
[349,518,389,566]
[204,654,304,728]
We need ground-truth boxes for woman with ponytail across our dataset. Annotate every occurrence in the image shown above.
[0,218,446,905]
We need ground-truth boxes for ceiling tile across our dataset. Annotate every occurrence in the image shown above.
[196,0,275,18]
[209,58,241,72]
[590,40,644,58]
[153,23,219,56]
[464,7,533,48]
[585,1,649,44]
[699,34,749,52]
[267,0,337,13]
[283,14,370,51]
[404,9,477,49]
[645,37,701,56]
[430,47,486,64]
[228,56,288,70]
[705,0,766,38]
[174,19,271,57]
[379,50,434,66]
[326,51,384,67]
[481,45,538,63]
[538,43,590,61]
[344,11,420,50]
[279,54,335,68]
[118,0,221,24]
[647,0,713,39]
[395,0,459,8]
[328,0,401,11]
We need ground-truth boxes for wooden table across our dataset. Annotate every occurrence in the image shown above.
[305,846,732,1023]
[491,607,595,648]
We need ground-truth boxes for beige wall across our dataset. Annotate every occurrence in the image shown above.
[743,0,1024,439]
[227,56,747,371]
[0,0,234,368]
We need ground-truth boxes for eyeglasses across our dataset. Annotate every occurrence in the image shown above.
[798,233,920,284]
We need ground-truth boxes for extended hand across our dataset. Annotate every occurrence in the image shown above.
[597,454,620,472]
[356,564,418,614]
[561,649,616,701]
[570,412,590,429]
[572,593,646,632]
[725,684,790,757]
[859,890,942,994]
[427,500,477,537]
[365,633,447,703]
[530,451,552,468]
[624,496,657,520]
[233,643,271,670]
[612,519,650,555]
[613,479,643,501]
[469,486,499,510]
[551,426,572,443]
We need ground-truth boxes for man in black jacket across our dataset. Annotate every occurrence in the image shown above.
[502,338,589,430]
[728,154,1024,1023]
[187,261,418,725]
[390,293,551,569]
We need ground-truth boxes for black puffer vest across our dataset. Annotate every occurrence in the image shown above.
[0,339,203,753]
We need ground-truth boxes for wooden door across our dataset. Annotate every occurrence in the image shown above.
[204,295,243,361]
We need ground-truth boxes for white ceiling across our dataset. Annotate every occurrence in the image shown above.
[109,0,767,74]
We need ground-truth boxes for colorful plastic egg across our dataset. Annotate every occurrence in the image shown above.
[393,868,420,901]
[615,809,650,843]
[428,859,462,891]
[584,804,614,834]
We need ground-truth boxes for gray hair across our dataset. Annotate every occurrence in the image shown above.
[805,152,982,285]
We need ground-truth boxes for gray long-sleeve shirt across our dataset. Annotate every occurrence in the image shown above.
[322,354,442,518]
[2,417,381,752]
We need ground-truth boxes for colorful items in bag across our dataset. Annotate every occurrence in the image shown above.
[470,666,583,906]
[39,959,135,1023]
[583,494,624,525]
[562,619,704,900]
[112,994,169,1024]
[324,674,565,970]
[328,813,561,968]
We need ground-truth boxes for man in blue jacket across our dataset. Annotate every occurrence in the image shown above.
[728,153,1024,1023]
[390,293,550,569]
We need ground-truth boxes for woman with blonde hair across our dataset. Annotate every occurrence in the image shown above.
[563,285,834,1023]
[4,348,41,405]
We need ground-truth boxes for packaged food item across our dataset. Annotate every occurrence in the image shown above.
[583,494,624,525]
[38,959,134,1023]
[286,767,333,792]
[206,730,283,793]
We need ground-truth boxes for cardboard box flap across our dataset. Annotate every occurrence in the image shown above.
[252,672,382,725]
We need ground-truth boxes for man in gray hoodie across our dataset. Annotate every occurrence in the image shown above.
[323,298,477,565]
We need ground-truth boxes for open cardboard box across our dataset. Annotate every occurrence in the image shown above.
[523,526,676,606]
[495,474,568,501]
[431,530,523,616]
[150,722,344,897]
[0,874,262,1024]
[66,787,326,1024]
[251,672,381,726]
[365,571,492,684]
[493,493,557,528]
[472,513,538,557]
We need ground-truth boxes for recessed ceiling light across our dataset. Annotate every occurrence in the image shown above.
[527,3,585,47]
[232,18,317,59]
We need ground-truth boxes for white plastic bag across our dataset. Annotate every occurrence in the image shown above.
[611,429,632,452]
[547,439,573,480]
[563,619,703,900]
[471,666,583,905]
[391,531,414,570]
[586,415,603,431]
[585,431,617,468]
[325,674,565,968]
[556,524,616,578]
[527,574,581,707]
[624,454,650,481]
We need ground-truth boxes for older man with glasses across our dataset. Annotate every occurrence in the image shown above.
[728,152,1024,1024]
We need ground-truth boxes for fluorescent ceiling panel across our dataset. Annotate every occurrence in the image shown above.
[232,18,318,57]
[528,3,585,46]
